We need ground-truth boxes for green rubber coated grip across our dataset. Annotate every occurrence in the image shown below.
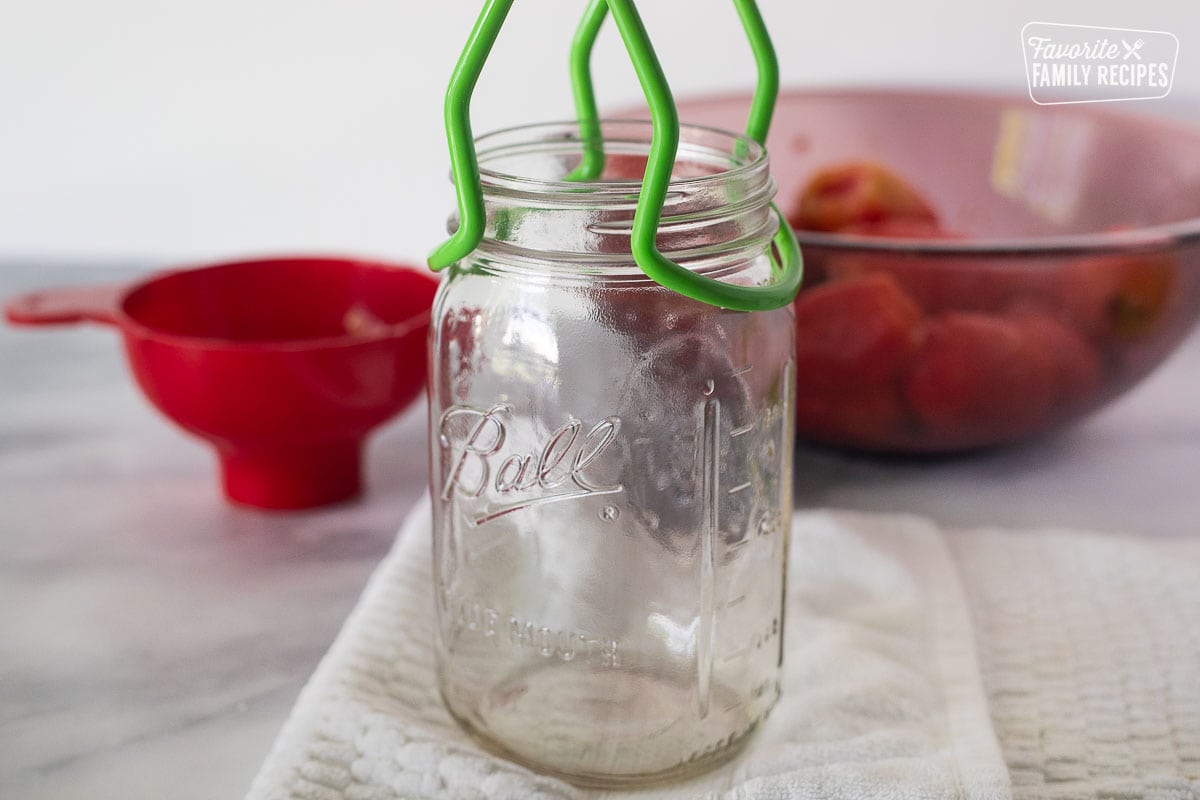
[430,0,802,312]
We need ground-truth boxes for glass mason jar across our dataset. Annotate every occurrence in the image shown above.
[428,121,795,786]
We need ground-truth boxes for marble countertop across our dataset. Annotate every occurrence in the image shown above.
[2,262,1198,799]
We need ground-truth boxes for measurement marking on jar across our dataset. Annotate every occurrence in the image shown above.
[729,365,754,378]
[721,646,752,663]
[727,538,750,551]
[720,617,782,664]
[724,593,746,608]
[697,397,721,720]
[730,424,754,438]
[685,719,761,765]
[727,481,752,495]
[723,699,746,712]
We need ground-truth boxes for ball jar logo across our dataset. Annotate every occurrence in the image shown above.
[437,403,623,526]
[1022,22,1178,105]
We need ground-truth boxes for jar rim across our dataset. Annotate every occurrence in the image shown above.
[474,120,768,201]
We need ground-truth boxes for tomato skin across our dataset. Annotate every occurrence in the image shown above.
[795,389,909,447]
[790,161,937,233]
[821,249,1062,316]
[794,272,923,390]
[599,153,649,182]
[1006,305,1103,412]
[780,161,1165,450]
[902,311,1060,442]
[808,209,1060,316]
[793,273,923,446]
[1059,251,1177,343]
[837,218,951,239]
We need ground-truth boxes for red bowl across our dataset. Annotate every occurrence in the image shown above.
[6,256,439,508]
[673,88,1200,452]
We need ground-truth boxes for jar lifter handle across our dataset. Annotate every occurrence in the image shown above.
[428,0,802,312]
[576,0,802,311]
[427,0,515,272]
[566,0,777,179]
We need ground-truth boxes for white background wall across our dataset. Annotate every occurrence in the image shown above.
[2,0,1197,264]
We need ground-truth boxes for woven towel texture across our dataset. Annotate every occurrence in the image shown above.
[952,529,1200,800]
[246,500,1009,800]
[247,499,1200,800]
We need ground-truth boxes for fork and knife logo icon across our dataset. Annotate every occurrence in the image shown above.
[1122,38,1145,60]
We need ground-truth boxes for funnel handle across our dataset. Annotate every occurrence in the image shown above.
[4,284,125,327]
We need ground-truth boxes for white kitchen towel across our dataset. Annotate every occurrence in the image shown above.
[951,528,1200,800]
[246,497,1011,800]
